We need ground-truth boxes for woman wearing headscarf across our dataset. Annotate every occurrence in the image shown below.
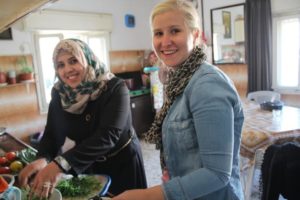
[18,38,147,198]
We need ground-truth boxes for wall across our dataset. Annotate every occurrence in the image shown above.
[272,0,300,13]
[49,0,162,50]
[0,0,160,55]
[0,0,160,141]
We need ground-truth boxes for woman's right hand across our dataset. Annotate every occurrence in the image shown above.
[161,169,170,183]
[18,158,48,188]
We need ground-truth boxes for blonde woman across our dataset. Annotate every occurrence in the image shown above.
[113,0,244,199]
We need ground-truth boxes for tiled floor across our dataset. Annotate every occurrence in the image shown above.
[139,139,162,187]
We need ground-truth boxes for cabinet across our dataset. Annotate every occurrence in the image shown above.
[130,94,155,137]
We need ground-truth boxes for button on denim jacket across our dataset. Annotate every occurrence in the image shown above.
[161,62,244,200]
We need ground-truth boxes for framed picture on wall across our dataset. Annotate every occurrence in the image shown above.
[211,3,245,64]
[0,28,13,40]
[222,11,231,38]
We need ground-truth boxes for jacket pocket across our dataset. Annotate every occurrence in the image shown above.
[168,118,198,151]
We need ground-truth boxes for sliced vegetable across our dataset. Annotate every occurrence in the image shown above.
[0,175,8,192]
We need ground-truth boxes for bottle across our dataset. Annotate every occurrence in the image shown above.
[144,66,164,111]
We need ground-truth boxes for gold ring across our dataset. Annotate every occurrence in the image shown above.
[43,181,52,188]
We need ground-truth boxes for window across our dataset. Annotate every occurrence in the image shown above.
[34,31,110,113]
[273,13,300,93]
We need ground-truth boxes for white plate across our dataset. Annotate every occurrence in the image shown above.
[59,174,111,200]
[0,83,8,87]
[0,174,15,198]
[0,186,21,200]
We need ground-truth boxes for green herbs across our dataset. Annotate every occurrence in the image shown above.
[17,148,37,164]
[56,176,102,197]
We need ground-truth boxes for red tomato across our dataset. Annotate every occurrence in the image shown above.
[0,157,8,166]
[5,152,16,162]
[0,166,11,174]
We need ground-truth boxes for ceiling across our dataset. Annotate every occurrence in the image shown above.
[0,0,58,32]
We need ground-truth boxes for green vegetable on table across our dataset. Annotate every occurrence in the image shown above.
[21,176,102,199]
[56,175,102,198]
[17,148,37,164]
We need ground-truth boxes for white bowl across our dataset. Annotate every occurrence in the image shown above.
[20,187,62,200]
[49,188,62,200]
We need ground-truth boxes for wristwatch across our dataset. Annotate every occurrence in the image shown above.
[53,156,71,172]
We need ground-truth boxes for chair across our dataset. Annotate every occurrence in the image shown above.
[258,142,300,200]
[247,91,281,104]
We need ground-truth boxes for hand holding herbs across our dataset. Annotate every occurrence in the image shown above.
[21,175,103,200]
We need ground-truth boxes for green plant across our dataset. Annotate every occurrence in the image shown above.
[20,66,33,73]
[17,56,33,74]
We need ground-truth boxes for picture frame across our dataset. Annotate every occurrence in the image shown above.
[0,28,13,40]
[210,3,246,64]
[222,11,231,38]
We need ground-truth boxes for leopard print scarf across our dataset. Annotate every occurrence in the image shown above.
[144,46,206,150]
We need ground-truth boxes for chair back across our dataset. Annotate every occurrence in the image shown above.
[247,91,281,104]
[260,142,300,200]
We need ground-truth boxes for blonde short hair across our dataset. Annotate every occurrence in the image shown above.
[150,0,201,33]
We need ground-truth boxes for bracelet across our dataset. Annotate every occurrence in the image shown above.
[53,156,71,172]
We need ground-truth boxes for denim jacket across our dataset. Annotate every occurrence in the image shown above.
[161,62,244,200]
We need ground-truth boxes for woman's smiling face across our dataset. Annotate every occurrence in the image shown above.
[56,51,85,88]
[152,9,198,69]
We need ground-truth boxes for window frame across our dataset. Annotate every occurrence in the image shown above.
[272,12,300,94]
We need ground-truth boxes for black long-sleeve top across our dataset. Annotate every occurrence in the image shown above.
[37,77,132,175]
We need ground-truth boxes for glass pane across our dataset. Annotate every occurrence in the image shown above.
[39,37,60,103]
[88,37,108,68]
[277,18,299,87]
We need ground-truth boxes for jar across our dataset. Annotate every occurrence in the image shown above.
[0,72,7,84]
[8,70,16,84]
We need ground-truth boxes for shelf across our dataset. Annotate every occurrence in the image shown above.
[0,80,35,88]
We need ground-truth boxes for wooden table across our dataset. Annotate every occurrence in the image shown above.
[240,101,300,199]
[240,100,300,159]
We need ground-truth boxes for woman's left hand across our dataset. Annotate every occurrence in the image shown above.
[112,186,165,200]
[29,161,63,199]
